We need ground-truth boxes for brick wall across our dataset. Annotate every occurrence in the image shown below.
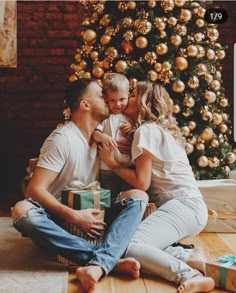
[0,1,235,204]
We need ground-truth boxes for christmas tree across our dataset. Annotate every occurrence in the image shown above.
[67,0,236,180]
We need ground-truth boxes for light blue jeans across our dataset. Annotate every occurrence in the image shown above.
[13,197,147,275]
[125,197,208,284]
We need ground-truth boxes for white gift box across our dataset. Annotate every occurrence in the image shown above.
[197,179,236,233]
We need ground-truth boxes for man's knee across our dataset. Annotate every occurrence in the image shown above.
[11,200,35,220]
[120,189,148,203]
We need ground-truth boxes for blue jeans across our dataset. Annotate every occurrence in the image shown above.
[13,197,147,275]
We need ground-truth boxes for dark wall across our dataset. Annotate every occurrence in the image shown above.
[0,1,235,205]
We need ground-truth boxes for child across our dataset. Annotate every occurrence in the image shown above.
[93,73,134,201]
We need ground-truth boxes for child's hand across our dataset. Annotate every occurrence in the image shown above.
[119,120,134,135]
[101,134,117,150]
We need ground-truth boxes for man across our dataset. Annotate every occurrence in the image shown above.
[11,79,148,292]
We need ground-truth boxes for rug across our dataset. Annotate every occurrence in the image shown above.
[0,217,68,293]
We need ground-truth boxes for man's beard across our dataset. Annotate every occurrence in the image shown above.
[91,107,110,123]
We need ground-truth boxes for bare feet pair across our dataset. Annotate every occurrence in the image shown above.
[75,257,140,292]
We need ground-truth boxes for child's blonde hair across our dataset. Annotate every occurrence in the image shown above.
[136,81,186,146]
[103,73,129,93]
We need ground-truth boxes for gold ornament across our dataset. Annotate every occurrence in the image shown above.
[69,74,78,82]
[196,45,205,58]
[91,51,99,61]
[181,126,190,137]
[138,20,152,35]
[170,35,182,46]
[173,104,181,113]
[211,139,219,148]
[223,166,231,174]
[92,65,104,78]
[115,60,128,73]
[208,157,220,168]
[184,95,195,108]
[155,21,166,31]
[82,29,97,44]
[205,91,216,104]
[211,80,221,91]
[197,7,206,18]
[122,17,133,27]
[135,36,148,49]
[80,60,87,69]
[160,31,167,38]
[207,28,219,42]
[176,24,187,36]
[217,50,226,60]
[100,34,111,45]
[75,53,82,62]
[82,17,90,26]
[168,17,177,26]
[147,0,157,8]
[212,113,223,125]
[233,148,236,155]
[206,49,215,60]
[220,98,228,107]
[123,30,134,41]
[144,52,157,64]
[129,78,138,90]
[187,45,198,57]
[154,63,162,72]
[175,56,188,71]
[101,59,111,69]
[175,0,186,7]
[195,19,205,28]
[196,63,207,76]
[188,121,196,130]
[121,40,134,54]
[188,76,199,89]
[99,14,111,27]
[185,142,194,154]
[197,156,209,167]
[105,47,118,60]
[127,1,136,10]
[215,71,222,79]
[225,152,236,164]
[201,127,214,141]
[148,70,158,81]
[161,0,175,12]
[201,111,212,122]
[219,124,228,133]
[196,143,205,151]
[162,61,171,71]
[156,43,168,55]
[118,2,127,11]
[205,73,213,84]
[83,72,91,79]
[189,136,197,145]
[172,80,185,93]
[180,9,192,22]
[194,32,204,42]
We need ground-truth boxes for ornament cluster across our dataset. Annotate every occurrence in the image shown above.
[68,0,236,179]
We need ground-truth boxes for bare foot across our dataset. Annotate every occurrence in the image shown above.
[75,265,104,293]
[176,275,215,293]
[187,247,206,274]
[112,257,140,278]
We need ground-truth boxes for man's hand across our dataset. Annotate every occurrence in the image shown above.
[72,209,106,239]
[98,144,117,168]
[101,134,117,151]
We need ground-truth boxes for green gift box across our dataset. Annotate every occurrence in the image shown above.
[206,255,236,292]
[61,186,111,210]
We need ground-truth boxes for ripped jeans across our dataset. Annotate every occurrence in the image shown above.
[13,197,147,275]
[125,197,208,284]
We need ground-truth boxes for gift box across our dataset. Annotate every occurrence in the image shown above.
[197,179,236,232]
[58,181,111,266]
[206,255,236,292]
[61,187,111,211]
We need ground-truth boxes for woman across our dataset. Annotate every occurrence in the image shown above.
[99,81,215,293]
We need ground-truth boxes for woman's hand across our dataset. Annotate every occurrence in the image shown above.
[98,144,117,168]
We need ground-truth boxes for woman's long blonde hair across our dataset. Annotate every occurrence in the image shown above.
[136,81,185,146]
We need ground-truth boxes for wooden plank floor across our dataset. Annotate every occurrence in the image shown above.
[67,233,236,293]
[1,208,234,293]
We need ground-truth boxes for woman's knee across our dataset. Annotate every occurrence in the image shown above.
[119,189,148,203]
[11,200,35,220]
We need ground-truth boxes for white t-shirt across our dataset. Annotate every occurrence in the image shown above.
[37,121,100,201]
[99,113,133,170]
[132,123,202,206]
